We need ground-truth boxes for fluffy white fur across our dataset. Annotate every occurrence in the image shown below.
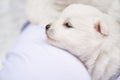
[46,4,120,80]
[26,0,120,26]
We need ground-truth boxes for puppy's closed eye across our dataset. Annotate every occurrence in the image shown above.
[63,22,73,28]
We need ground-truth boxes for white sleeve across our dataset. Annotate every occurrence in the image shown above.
[0,24,91,80]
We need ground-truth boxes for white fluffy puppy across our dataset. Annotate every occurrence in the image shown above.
[46,4,120,80]
[27,0,120,25]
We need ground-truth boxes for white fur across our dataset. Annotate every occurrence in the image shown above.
[46,4,120,80]
[26,0,120,26]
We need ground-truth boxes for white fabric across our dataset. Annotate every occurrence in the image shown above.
[0,24,91,80]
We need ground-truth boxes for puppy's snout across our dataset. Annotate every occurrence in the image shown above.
[46,24,51,30]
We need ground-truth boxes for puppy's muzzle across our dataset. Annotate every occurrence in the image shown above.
[46,24,51,30]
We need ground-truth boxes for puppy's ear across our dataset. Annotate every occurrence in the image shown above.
[94,21,109,36]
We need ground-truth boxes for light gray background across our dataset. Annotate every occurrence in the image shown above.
[0,0,27,69]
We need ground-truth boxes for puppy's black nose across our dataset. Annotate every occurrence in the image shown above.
[46,24,51,30]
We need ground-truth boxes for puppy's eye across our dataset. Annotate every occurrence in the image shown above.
[63,22,73,28]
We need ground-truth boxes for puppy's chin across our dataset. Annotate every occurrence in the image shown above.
[47,38,62,49]
[46,33,58,45]
[46,34,65,50]
[46,34,57,42]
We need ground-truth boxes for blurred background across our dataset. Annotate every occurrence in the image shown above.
[0,0,27,69]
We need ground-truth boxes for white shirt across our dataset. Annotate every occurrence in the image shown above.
[0,24,91,80]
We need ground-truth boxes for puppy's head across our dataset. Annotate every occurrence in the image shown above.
[46,4,109,56]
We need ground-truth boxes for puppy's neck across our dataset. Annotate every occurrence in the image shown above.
[73,44,103,74]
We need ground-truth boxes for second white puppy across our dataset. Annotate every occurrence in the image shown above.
[46,4,120,80]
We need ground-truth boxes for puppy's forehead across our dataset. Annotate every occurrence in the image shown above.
[62,4,102,18]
